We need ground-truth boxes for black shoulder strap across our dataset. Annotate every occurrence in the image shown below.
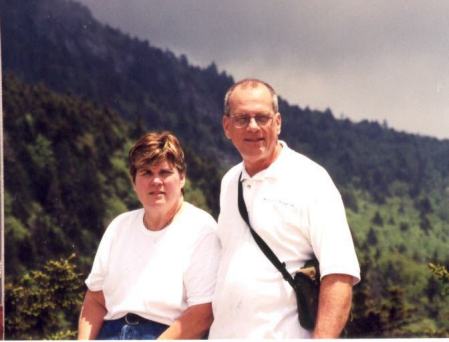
[237,172,296,289]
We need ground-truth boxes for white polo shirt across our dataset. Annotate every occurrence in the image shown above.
[209,141,360,339]
[85,202,220,326]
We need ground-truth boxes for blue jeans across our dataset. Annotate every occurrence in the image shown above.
[97,315,169,340]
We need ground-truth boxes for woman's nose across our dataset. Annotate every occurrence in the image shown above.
[150,176,163,184]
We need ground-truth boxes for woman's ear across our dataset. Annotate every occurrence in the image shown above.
[180,172,186,189]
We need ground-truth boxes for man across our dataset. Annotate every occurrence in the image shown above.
[209,79,360,338]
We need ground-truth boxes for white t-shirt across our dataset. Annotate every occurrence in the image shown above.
[85,202,220,326]
[209,142,360,339]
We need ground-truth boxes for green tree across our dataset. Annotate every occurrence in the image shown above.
[5,254,85,340]
[366,227,378,245]
[372,211,384,226]
[428,263,449,296]
[426,263,449,335]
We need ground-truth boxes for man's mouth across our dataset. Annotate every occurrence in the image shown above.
[244,137,264,143]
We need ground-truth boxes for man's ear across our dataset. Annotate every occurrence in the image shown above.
[223,115,231,139]
[275,112,282,135]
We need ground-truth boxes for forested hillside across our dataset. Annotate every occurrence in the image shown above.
[3,75,221,339]
[1,0,448,338]
[4,74,219,274]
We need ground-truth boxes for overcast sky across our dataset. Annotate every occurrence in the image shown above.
[77,0,449,140]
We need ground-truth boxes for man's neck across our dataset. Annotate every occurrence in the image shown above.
[244,142,283,177]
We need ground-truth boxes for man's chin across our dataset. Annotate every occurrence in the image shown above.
[241,150,266,163]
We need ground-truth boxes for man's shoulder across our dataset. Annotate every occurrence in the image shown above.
[283,145,329,177]
[222,162,243,183]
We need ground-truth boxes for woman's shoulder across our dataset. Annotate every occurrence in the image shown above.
[105,208,144,234]
[177,203,219,252]
[111,207,143,222]
[181,202,216,223]
[179,202,217,232]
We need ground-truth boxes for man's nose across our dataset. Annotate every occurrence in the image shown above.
[247,117,260,130]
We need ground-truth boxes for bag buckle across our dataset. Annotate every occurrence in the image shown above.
[298,265,318,281]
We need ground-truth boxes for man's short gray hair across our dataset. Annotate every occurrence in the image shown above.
[223,78,279,115]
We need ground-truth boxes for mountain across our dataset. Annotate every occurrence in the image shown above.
[1,0,448,338]
[2,0,449,200]
[1,0,236,163]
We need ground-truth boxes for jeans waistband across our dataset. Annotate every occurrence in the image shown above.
[120,313,155,326]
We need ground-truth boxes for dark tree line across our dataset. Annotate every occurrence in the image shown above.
[2,0,449,338]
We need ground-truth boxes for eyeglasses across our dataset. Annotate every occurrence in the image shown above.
[229,114,274,128]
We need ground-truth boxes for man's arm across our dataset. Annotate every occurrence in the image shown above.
[157,303,213,340]
[312,274,354,338]
[78,290,107,340]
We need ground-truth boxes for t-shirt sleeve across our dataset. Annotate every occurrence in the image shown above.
[183,228,221,306]
[309,172,361,284]
[85,221,116,291]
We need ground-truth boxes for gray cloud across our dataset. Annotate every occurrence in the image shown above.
[77,0,449,139]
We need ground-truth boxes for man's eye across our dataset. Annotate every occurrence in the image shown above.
[235,117,249,124]
[255,115,270,124]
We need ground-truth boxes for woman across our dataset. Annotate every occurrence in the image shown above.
[78,131,220,339]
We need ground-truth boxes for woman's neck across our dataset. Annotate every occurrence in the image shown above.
[143,198,184,231]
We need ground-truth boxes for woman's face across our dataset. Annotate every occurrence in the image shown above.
[133,160,185,214]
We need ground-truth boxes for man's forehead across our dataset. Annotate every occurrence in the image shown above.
[229,84,273,108]
[233,82,270,94]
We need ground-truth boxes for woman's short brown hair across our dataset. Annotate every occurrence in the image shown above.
[128,131,186,182]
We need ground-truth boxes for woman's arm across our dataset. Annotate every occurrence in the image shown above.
[78,290,107,340]
[157,303,213,340]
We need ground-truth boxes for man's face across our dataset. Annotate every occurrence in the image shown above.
[223,84,281,175]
